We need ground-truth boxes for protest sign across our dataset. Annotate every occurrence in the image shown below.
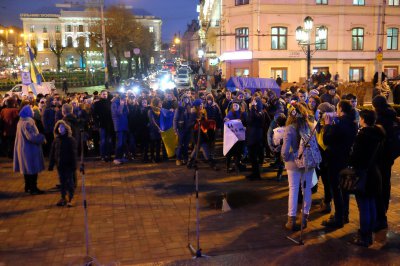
[223,120,245,156]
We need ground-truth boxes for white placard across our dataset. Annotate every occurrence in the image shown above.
[223,120,246,156]
[21,72,31,85]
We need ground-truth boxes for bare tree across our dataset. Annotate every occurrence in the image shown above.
[49,33,64,72]
[88,5,156,80]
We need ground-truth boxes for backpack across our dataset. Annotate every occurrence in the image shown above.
[294,127,322,169]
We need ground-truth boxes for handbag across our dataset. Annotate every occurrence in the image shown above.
[339,136,381,194]
[339,167,367,194]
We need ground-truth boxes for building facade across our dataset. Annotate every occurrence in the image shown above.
[199,0,400,83]
[20,8,162,71]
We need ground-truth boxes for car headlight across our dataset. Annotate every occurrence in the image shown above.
[132,86,139,94]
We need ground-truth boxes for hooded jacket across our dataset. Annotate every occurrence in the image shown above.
[48,120,77,171]
[13,105,46,174]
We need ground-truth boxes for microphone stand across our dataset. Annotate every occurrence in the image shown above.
[187,119,209,258]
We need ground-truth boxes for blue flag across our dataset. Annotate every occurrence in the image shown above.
[160,108,174,131]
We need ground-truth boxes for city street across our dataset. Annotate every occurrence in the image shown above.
[0,155,399,265]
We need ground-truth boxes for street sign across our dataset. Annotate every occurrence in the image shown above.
[21,72,31,85]
[376,53,383,61]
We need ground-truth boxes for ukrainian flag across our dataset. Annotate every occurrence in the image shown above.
[160,108,178,158]
[27,44,44,84]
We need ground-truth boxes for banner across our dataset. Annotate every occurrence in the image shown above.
[223,120,246,156]
[161,128,178,158]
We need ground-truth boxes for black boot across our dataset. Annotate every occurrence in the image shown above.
[30,174,44,195]
[24,175,31,193]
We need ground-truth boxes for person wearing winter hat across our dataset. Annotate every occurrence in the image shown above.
[187,99,218,170]
[204,93,223,160]
[246,96,265,180]
[173,94,193,166]
[48,120,77,207]
[13,105,46,195]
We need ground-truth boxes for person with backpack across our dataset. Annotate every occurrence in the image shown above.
[281,103,321,231]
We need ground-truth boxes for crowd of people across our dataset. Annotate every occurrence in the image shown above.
[0,79,399,248]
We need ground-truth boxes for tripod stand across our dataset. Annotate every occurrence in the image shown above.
[76,131,97,265]
[187,119,209,258]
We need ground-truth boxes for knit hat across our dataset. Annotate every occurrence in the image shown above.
[310,89,319,96]
[317,102,335,113]
[19,105,33,118]
[192,99,203,107]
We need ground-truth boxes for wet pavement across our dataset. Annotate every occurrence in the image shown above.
[0,155,399,266]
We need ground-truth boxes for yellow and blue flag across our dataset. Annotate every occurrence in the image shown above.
[27,44,44,84]
[160,108,177,158]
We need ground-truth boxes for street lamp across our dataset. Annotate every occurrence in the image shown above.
[295,16,327,89]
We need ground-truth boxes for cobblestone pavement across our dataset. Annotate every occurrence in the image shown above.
[0,156,399,266]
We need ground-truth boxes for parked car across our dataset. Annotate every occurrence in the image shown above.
[9,82,57,97]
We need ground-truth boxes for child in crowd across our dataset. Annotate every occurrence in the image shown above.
[49,120,78,207]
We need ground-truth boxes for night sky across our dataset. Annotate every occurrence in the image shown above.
[0,0,199,42]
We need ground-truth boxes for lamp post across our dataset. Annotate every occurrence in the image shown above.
[295,16,327,90]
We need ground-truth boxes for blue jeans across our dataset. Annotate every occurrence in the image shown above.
[356,194,376,234]
[99,128,112,159]
[115,131,128,159]
[176,130,190,161]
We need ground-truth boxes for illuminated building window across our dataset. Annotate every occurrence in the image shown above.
[316,27,328,50]
[149,26,154,32]
[235,0,249,5]
[352,28,364,50]
[271,68,288,81]
[43,40,49,49]
[316,0,328,4]
[235,27,249,50]
[30,26,35,33]
[388,0,399,5]
[349,67,364,81]
[387,28,398,50]
[66,25,72,32]
[271,27,287,50]
[234,68,249,77]
[353,0,364,5]
[78,25,84,32]
[43,26,47,33]
[55,25,61,33]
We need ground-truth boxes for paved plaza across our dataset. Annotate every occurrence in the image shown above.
[0,155,399,266]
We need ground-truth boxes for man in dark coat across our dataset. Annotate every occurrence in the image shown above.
[322,100,358,228]
[173,95,192,166]
[246,96,265,180]
[393,81,400,105]
[92,90,113,162]
[372,95,399,231]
